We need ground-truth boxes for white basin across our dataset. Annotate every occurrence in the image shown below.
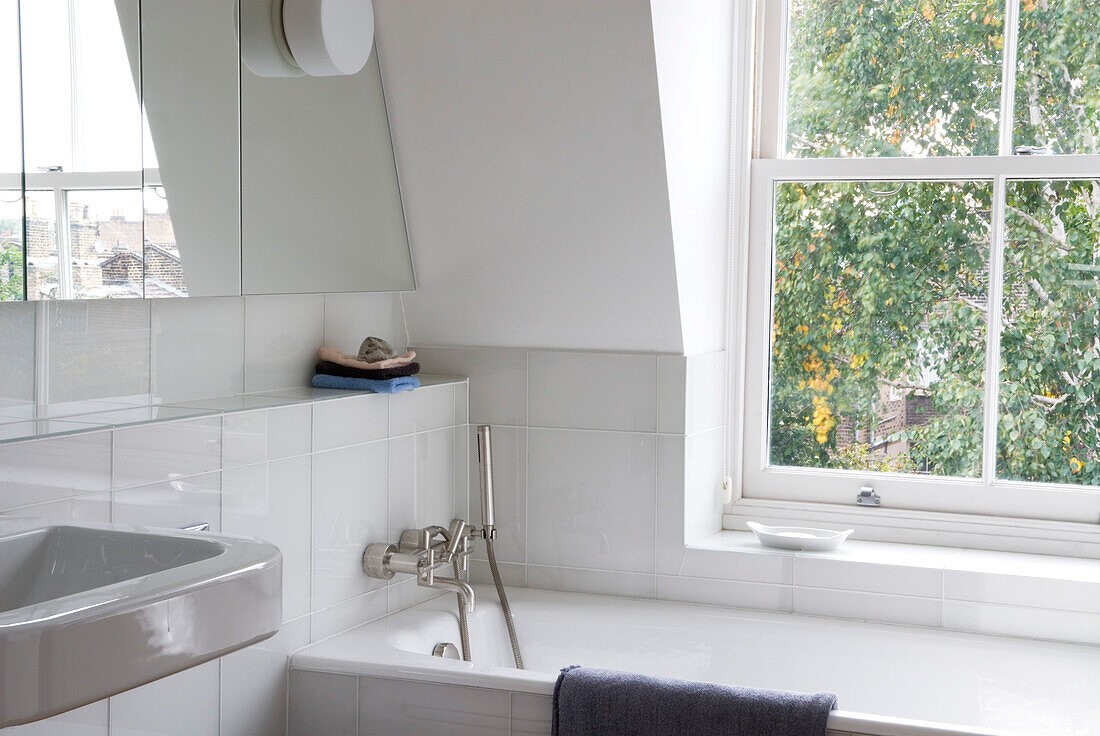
[0,519,281,727]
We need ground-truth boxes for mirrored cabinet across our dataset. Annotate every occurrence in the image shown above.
[2,0,413,301]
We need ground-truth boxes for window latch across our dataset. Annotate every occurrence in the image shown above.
[856,487,881,507]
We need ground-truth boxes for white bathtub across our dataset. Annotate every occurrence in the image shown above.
[291,585,1100,736]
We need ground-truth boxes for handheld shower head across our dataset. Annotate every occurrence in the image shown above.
[476,425,495,533]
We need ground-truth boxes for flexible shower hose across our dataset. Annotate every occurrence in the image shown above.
[453,558,472,662]
[487,538,524,669]
[453,540,524,668]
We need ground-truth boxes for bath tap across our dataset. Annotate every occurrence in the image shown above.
[362,521,476,613]
[360,425,523,668]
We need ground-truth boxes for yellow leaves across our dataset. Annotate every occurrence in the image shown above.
[795,324,810,336]
[857,3,864,14]
[1063,430,1073,447]
[922,3,936,21]
[991,34,1004,51]
[888,85,900,99]
[802,356,824,374]
[811,397,836,444]
[850,352,868,369]
[1070,457,1084,474]
[831,317,843,333]
[1022,0,1035,11]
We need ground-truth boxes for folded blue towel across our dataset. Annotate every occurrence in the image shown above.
[311,373,421,394]
[552,666,836,736]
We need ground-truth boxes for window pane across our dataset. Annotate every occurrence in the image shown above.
[1014,1,1100,155]
[0,195,22,301]
[785,0,1004,157]
[26,191,60,299]
[769,181,990,477]
[69,189,144,299]
[999,179,1100,485]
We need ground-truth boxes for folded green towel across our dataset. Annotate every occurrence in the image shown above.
[311,373,420,393]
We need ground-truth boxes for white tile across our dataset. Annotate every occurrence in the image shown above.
[656,434,686,575]
[310,587,389,642]
[46,300,151,404]
[676,544,794,585]
[949,548,1100,581]
[455,381,469,425]
[312,392,388,451]
[469,559,526,587]
[795,557,944,598]
[511,693,553,736]
[685,350,726,434]
[311,442,389,609]
[110,660,220,736]
[3,492,112,523]
[244,294,325,392]
[411,347,527,425]
[656,355,686,434]
[657,574,793,612]
[323,292,397,353]
[223,458,313,620]
[942,600,1100,645]
[389,381,454,436]
[359,678,510,736]
[526,429,656,574]
[454,425,469,520]
[2,700,108,736]
[223,403,313,468]
[388,427,456,538]
[288,670,358,736]
[468,425,526,564]
[793,587,942,627]
[682,428,724,544]
[387,576,445,613]
[112,417,222,488]
[528,351,657,431]
[151,296,245,402]
[526,565,655,598]
[0,431,112,510]
[220,617,310,736]
[0,301,36,408]
[111,472,222,532]
[944,568,1100,614]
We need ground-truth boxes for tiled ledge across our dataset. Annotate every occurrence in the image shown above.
[0,375,468,446]
[675,531,1100,645]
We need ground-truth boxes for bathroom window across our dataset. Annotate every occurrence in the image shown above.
[741,0,1100,523]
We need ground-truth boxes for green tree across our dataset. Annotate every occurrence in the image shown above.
[772,0,1100,487]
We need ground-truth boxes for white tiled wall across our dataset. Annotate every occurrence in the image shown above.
[0,294,463,736]
[412,346,729,600]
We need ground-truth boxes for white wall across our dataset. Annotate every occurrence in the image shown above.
[650,0,734,355]
[375,0,685,353]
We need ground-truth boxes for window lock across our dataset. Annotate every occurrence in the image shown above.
[856,487,881,507]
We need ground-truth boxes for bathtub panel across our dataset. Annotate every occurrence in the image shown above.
[288,670,358,736]
[511,693,553,736]
[358,678,510,736]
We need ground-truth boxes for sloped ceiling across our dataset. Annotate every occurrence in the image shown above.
[375,0,731,355]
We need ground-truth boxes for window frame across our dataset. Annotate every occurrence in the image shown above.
[729,0,1100,527]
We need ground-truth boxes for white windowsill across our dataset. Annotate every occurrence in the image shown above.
[674,530,1100,645]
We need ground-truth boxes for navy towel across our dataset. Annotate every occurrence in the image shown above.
[552,666,836,736]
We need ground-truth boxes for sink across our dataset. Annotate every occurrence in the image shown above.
[0,519,281,727]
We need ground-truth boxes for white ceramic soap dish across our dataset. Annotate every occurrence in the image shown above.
[747,521,853,552]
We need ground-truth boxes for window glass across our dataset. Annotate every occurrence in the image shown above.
[1013,0,1100,155]
[769,180,991,476]
[785,0,1005,157]
[999,179,1100,484]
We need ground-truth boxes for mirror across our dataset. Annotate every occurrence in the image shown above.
[240,50,414,294]
[0,0,19,301]
[2,0,414,301]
